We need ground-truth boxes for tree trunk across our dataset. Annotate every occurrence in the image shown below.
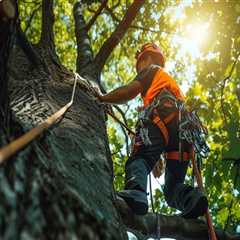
[1,30,126,240]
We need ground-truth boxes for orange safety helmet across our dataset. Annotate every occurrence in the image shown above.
[136,43,165,72]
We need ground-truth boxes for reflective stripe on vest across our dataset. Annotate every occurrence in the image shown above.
[142,68,185,107]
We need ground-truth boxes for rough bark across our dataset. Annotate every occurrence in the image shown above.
[1,38,126,239]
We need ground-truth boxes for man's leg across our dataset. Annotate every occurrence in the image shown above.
[117,156,150,215]
[163,159,208,218]
[118,122,165,215]
[162,116,208,218]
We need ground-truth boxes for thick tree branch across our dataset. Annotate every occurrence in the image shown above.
[112,105,131,157]
[94,0,145,73]
[85,0,108,32]
[105,5,173,34]
[73,1,95,79]
[16,26,42,66]
[40,0,55,51]
[115,197,240,240]
[24,3,41,34]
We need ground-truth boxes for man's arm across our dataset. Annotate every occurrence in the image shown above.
[99,80,143,104]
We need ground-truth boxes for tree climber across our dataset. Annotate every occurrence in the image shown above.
[97,43,208,218]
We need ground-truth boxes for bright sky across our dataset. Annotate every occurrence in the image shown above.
[165,1,211,94]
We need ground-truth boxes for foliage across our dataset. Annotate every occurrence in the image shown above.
[183,1,240,232]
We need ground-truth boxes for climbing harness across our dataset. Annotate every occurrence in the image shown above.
[137,88,210,161]
[179,109,209,159]
[137,89,178,146]
[0,73,78,164]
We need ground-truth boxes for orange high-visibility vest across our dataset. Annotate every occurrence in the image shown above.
[142,67,185,107]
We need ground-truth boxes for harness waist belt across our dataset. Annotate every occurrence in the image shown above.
[165,151,190,161]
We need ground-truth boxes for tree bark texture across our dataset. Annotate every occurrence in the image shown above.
[0,37,126,238]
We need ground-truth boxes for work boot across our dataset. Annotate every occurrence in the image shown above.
[180,188,208,219]
[165,183,208,219]
[117,190,148,215]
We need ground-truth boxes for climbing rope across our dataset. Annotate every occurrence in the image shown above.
[149,174,161,240]
[0,73,78,164]
[191,150,217,240]
[149,174,155,213]
[157,213,161,240]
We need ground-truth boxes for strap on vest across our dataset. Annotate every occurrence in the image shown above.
[165,151,190,161]
[152,108,178,146]
[152,113,169,145]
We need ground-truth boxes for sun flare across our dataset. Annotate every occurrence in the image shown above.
[171,22,210,59]
[185,23,209,48]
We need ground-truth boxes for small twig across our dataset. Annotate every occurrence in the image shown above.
[111,151,119,156]
[112,105,130,132]
[113,105,133,157]
[85,0,108,32]
[24,3,41,34]
[105,5,173,35]
[220,53,240,123]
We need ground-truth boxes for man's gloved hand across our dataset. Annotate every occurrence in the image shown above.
[152,157,166,178]
[92,86,102,99]
[92,87,113,113]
